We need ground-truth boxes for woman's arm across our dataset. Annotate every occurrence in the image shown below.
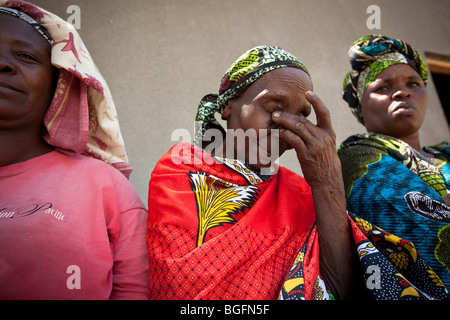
[272,91,366,299]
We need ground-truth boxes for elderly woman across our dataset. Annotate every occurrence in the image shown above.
[147,45,449,300]
[0,1,148,299]
[339,35,450,288]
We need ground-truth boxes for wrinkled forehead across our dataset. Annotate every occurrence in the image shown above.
[251,67,313,95]
[243,67,313,116]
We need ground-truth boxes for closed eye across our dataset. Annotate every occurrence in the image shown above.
[16,52,39,62]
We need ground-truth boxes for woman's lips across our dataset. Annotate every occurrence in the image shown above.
[0,81,21,93]
[393,103,415,115]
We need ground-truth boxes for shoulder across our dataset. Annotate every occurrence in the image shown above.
[425,141,450,162]
[275,166,311,193]
[56,152,145,207]
[338,133,396,167]
[152,143,195,171]
[339,133,386,153]
[57,152,128,178]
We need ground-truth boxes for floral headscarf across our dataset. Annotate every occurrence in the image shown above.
[342,35,428,123]
[194,45,310,148]
[0,0,132,178]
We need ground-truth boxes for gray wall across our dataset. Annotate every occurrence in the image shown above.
[31,0,450,205]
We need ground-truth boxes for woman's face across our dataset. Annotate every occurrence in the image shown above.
[360,63,428,139]
[221,67,313,168]
[0,13,55,131]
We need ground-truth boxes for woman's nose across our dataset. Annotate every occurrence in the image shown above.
[0,54,15,73]
[392,85,411,100]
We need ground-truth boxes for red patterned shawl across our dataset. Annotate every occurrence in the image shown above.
[147,143,321,300]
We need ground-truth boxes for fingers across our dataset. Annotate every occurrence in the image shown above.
[270,91,341,188]
[272,108,316,143]
[271,91,337,162]
[271,91,336,140]
[305,91,332,130]
[277,126,308,155]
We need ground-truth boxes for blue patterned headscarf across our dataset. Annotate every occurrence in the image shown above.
[194,45,310,148]
[342,35,428,123]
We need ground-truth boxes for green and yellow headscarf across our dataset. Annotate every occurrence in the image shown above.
[342,35,428,123]
[194,45,310,148]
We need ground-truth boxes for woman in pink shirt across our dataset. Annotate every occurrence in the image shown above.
[0,1,148,299]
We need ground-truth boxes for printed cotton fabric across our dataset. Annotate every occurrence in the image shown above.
[338,133,450,287]
[282,211,449,300]
[0,0,132,177]
[148,143,450,300]
[147,143,321,300]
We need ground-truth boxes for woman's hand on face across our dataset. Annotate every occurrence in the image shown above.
[271,91,342,189]
[273,91,363,299]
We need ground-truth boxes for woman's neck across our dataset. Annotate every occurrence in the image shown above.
[401,136,422,151]
[396,133,433,158]
[0,130,54,166]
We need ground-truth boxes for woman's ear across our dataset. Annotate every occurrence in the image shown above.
[221,102,232,120]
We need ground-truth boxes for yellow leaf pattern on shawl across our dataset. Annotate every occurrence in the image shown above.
[188,173,259,247]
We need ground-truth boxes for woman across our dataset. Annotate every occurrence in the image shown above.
[339,35,450,287]
[0,1,148,299]
[147,45,449,300]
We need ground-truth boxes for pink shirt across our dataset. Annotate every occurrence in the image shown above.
[0,151,149,299]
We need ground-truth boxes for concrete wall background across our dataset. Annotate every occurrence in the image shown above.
[31,0,450,205]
